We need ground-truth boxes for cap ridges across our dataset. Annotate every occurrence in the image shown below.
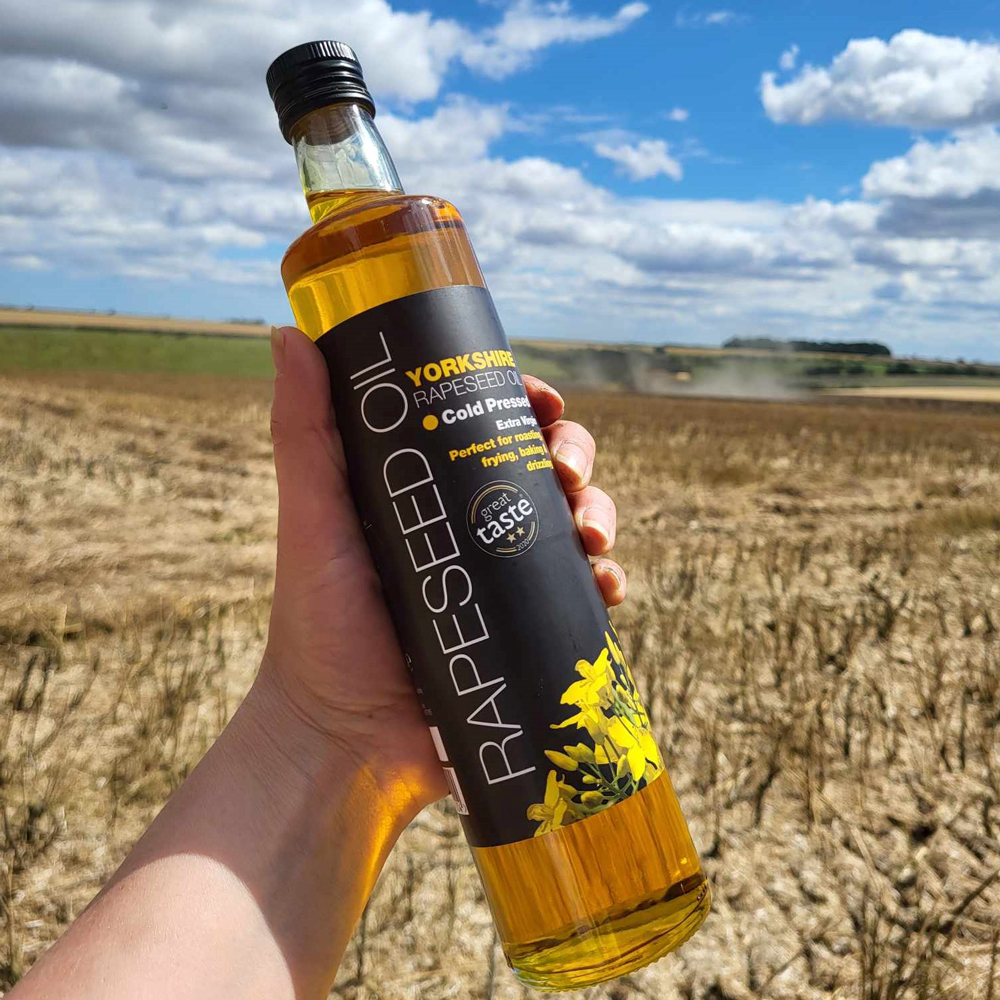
[266,40,375,142]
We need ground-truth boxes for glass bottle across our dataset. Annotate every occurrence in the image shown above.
[268,41,709,990]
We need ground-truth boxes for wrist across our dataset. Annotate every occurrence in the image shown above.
[90,662,428,1000]
[231,665,431,830]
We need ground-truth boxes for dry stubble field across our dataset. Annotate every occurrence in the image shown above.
[1,368,999,999]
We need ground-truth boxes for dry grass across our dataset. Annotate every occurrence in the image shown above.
[827,386,1000,403]
[1,371,999,999]
[0,308,269,337]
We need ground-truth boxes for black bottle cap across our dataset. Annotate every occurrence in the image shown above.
[266,41,376,143]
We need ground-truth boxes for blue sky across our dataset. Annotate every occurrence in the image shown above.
[2,1,1000,359]
[424,1,957,200]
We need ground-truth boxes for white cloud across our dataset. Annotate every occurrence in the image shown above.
[3,88,999,355]
[858,127,1000,240]
[0,0,648,184]
[0,150,288,287]
[675,8,745,28]
[854,237,1000,286]
[862,127,1000,200]
[368,116,1000,354]
[779,44,799,71]
[0,0,646,112]
[0,54,278,182]
[0,0,465,105]
[761,29,1000,254]
[381,101,510,170]
[462,1,649,78]
[3,254,49,272]
[666,107,690,122]
[787,196,880,236]
[593,138,683,181]
[762,29,1000,128]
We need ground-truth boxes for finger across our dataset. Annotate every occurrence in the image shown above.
[568,485,616,555]
[270,326,361,570]
[593,559,627,607]
[545,420,596,492]
[523,374,564,427]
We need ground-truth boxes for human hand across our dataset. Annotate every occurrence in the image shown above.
[260,325,627,812]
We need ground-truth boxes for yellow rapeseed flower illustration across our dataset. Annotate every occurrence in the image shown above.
[544,750,579,771]
[526,770,577,837]
[560,648,614,709]
[527,625,664,835]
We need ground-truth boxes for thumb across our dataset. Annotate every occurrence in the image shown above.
[270,325,359,569]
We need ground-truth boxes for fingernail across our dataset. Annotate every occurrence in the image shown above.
[270,325,284,374]
[581,506,610,544]
[554,441,588,481]
[606,563,625,594]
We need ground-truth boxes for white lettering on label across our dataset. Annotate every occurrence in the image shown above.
[350,334,535,790]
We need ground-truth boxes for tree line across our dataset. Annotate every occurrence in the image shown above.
[723,337,891,357]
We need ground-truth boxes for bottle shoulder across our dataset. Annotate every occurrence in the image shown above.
[283,193,462,257]
[281,191,485,335]
[281,192,467,284]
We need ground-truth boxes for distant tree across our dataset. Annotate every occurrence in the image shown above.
[886,361,918,376]
[790,339,891,357]
[722,337,785,351]
[722,336,891,357]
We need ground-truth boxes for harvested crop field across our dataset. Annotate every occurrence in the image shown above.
[1,368,999,998]
[0,308,269,338]
[827,386,1000,404]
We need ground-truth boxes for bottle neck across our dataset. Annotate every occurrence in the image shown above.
[290,103,403,223]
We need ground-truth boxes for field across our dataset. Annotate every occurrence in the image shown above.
[0,326,273,378]
[827,387,1000,404]
[6,315,1000,397]
[2,355,1000,998]
[0,308,269,337]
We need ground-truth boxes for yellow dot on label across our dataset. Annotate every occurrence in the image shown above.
[422,415,439,431]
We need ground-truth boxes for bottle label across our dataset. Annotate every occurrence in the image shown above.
[317,285,663,847]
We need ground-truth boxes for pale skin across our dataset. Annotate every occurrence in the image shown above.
[10,326,627,1000]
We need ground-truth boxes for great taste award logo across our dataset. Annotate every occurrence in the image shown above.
[467,481,539,558]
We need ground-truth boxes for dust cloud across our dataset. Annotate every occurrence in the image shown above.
[627,359,804,401]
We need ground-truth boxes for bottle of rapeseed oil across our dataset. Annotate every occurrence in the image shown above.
[266,41,709,990]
